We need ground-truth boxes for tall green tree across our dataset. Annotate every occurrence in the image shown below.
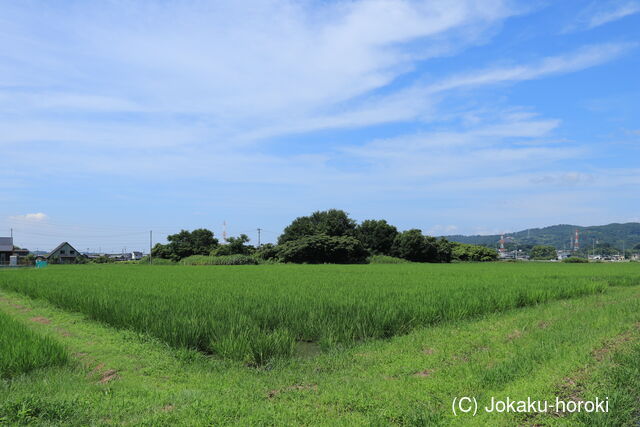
[530,245,557,260]
[254,243,278,261]
[451,242,498,262]
[276,235,368,264]
[355,219,398,255]
[278,209,357,244]
[391,230,452,263]
[434,238,453,263]
[213,234,253,256]
[153,229,219,261]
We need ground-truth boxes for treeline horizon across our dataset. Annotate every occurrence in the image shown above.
[150,209,498,264]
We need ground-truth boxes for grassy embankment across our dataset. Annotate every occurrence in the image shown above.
[1,263,635,365]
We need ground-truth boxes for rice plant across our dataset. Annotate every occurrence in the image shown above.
[180,255,259,265]
[0,263,635,365]
[0,311,68,378]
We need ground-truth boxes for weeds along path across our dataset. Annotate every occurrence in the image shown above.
[1,263,638,365]
[0,285,639,425]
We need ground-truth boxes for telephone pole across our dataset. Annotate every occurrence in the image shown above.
[257,228,262,247]
[149,230,153,265]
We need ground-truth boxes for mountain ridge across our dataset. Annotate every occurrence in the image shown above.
[443,222,640,250]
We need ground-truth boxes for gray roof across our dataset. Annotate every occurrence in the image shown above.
[46,241,81,258]
[0,237,13,252]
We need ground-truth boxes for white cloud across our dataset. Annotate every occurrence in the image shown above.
[530,172,595,186]
[238,42,634,141]
[0,2,632,160]
[0,1,638,242]
[566,1,640,32]
[425,43,635,93]
[0,1,516,118]
[0,0,531,158]
[427,224,459,235]
[342,115,564,161]
[9,213,48,222]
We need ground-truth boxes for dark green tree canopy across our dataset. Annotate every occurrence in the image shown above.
[391,229,452,263]
[213,234,253,256]
[278,209,357,244]
[276,235,368,264]
[153,228,219,261]
[355,219,398,255]
[530,245,557,260]
[434,238,453,263]
[451,242,498,262]
[254,243,278,261]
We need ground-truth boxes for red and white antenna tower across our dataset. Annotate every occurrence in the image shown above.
[573,229,580,252]
[499,234,506,252]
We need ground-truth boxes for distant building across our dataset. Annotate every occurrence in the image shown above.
[101,252,143,262]
[0,237,29,265]
[499,250,518,260]
[0,237,13,264]
[556,250,572,260]
[45,242,84,264]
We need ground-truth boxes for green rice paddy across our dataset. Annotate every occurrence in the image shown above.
[0,310,68,379]
[0,263,636,365]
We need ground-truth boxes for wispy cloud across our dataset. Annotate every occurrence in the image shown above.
[0,1,515,118]
[231,43,633,142]
[565,1,640,32]
[425,43,635,93]
[9,213,48,222]
[339,110,578,184]
[0,1,638,245]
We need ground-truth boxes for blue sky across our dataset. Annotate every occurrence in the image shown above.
[1,0,639,252]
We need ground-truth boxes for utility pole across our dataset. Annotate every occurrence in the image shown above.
[257,228,262,247]
[149,230,153,265]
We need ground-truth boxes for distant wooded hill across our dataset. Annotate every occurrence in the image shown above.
[444,222,640,251]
